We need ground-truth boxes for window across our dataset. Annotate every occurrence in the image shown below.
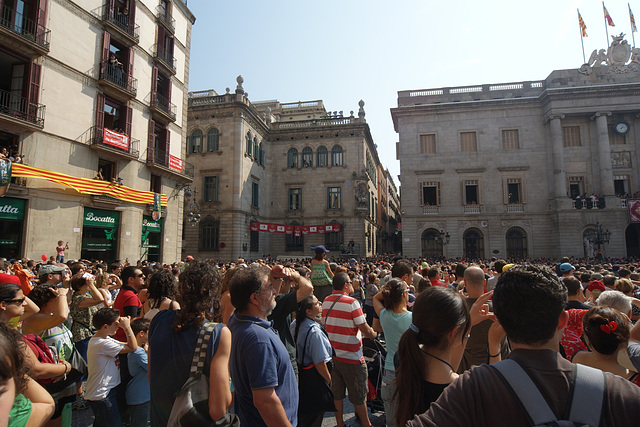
[317,146,328,167]
[251,181,259,207]
[502,129,519,150]
[331,145,343,166]
[506,227,527,259]
[258,142,264,165]
[562,126,581,147]
[253,138,258,161]
[289,188,302,210]
[206,128,219,152]
[301,148,313,168]
[460,132,477,152]
[98,158,116,182]
[150,174,162,193]
[286,221,304,251]
[507,179,522,204]
[421,182,440,206]
[189,129,202,153]
[246,133,252,157]
[568,176,583,199]
[419,134,436,154]
[250,230,259,252]
[324,221,344,252]
[327,187,341,209]
[199,215,219,251]
[464,180,479,205]
[287,148,298,168]
[614,175,629,196]
[203,176,218,202]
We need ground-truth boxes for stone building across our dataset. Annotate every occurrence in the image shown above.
[391,34,640,260]
[0,0,195,263]
[183,78,400,261]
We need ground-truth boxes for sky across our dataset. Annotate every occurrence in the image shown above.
[186,0,638,187]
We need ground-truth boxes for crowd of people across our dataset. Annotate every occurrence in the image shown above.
[2,250,640,426]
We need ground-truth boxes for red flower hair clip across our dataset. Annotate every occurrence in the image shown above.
[600,321,618,334]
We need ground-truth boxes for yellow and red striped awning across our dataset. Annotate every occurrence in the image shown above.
[11,163,168,206]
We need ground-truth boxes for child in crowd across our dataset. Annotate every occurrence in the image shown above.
[55,241,69,263]
[85,308,138,427]
[126,318,150,427]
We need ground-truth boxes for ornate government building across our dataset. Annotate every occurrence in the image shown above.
[392,34,640,260]
[183,78,400,261]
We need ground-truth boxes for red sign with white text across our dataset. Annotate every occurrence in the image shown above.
[103,128,129,150]
[169,155,183,171]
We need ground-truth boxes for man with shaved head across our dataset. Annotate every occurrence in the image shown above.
[457,266,508,372]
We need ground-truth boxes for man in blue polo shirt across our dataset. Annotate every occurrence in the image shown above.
[228,265,298,427]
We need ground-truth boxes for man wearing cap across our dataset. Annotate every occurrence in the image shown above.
[228,265,298,427]
[38,264,68,288]
[586,280,606,301]
[268,265,314,376]
[559,262,575,278]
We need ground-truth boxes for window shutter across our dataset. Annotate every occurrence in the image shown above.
[128,0,136,32]
[124,105,132,138]
[168,35,174,58]
[420,182,424,206]
[151,66,158,103]
[167,76,172,104]
[128,48,135,78]
[101,32,110,75]
[95,92,105,131]
[37,0,48,40]
[157,26,165,55]
[147,119,155,162]
[107,0,115,19]
[27,62,41,105]
[164,128,170,164]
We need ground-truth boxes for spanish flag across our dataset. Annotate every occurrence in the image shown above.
[630,4,637,33]
[578,10,588,37]
[603,2,615,27]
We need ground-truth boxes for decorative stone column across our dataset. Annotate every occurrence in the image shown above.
[548,114,567,199]
[594,112,614,196]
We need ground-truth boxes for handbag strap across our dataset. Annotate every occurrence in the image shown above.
[189,321,217,377]
[298,320,313,367]
[324,294,343,325]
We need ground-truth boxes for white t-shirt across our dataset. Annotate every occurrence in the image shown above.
[85,336,124,400]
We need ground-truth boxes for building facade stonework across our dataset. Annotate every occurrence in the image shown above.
[0,0,195,263]
[184,80,400,261]
[391,35,640,260]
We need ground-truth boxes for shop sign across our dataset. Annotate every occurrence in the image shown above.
[141,244,160,249]
[83,242,115,248]
[142,216,162,232]
[83,208,119,228]
[0,198,25,220]
[0,239,18,245]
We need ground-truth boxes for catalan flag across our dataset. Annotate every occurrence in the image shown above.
[10,163,167,206]
[578,10,588,37]
[603,2,615,27]
[631,4,637,33]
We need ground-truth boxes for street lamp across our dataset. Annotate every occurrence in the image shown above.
[439,230,451,245]
[184,187,201,226]
[584,222,611,258]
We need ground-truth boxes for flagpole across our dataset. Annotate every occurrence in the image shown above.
[631,3,637,47]
[603,2,610,46]
[578,9,586,63]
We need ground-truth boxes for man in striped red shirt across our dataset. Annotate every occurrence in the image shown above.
[322,272,377,427]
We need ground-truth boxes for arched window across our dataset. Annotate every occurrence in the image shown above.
[189,129,202,153]
[253,138,258,161]
[302,147,313,168]
[258,142,264,165]
[421,228,443,259]
[286,221,304,251]
[331,145,343,166]
[317,146,328,167]
[506,227,527,259]
[246,132,252,157]
[206,128,219,152]
[287,148,298,168]
[463,228,484,259]
[325,220,344,252]
[199,215,219,251]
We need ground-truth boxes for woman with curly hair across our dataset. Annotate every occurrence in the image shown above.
[143,269,180,321]
[573,306,640,385]
[0,322,55,427]
[148,261,232,426]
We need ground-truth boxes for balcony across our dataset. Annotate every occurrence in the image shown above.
[152,44,177,74]
[572,198,606,210]
[146,147,193,182]
[464,204,482,214]
[422,205,439,215]
[506,203,524,213]
[0,88,45,130]
[98,61,137,100]
[101,4,139,45]
[149,92,176,122]
[0,5,50,56]
[156,6,175,34]
[87,127,139,160]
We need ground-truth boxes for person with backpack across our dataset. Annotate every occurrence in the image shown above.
[408,264,640,426]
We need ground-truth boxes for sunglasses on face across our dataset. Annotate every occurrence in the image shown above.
[3,298,25,305]
[136,273,145,278]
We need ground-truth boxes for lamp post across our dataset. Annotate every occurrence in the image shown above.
[184,187,201,226]
[585,222,611,258]
[439,230,451,245]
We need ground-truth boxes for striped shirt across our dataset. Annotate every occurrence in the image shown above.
[322,291,366,364]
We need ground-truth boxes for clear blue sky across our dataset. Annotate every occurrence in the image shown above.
[186,0,637,187]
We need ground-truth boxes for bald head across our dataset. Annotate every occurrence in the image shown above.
[464,266,486,289]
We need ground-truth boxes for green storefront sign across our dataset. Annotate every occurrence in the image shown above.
[83,208,119,228]
[0,198,26,220]
[142,216,162,232]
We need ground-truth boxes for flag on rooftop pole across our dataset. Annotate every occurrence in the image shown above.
[603,2,615,26]
[578,10,588,37]
[630,3,637,47]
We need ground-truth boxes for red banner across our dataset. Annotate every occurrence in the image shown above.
[628,199,640,223]
[103,128,129,150]
[250,221,340,235]
[169,155,183,171]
